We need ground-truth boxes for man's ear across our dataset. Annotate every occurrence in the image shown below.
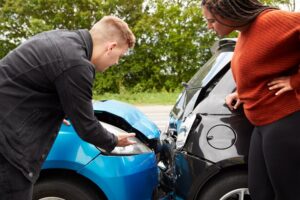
[107,42,117,52]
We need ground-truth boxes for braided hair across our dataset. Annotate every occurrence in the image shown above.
[201,0,276,27]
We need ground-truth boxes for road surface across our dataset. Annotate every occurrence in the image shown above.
[135,105,173,132]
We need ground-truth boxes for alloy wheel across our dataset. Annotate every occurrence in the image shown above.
[220,188,251,200]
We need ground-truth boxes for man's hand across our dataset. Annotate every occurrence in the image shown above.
[225,91,242,110]
[63,119,71,126]
[116,133,136,147]
[268,76,293,96]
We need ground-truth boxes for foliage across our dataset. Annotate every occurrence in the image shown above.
[98,0,214,93]
[0,0,293,93]
[94,91,181,105]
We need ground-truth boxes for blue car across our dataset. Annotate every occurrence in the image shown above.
[32,100,160,200]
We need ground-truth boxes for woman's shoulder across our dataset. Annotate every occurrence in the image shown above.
[260,9,300,22]
[254,9,300,29]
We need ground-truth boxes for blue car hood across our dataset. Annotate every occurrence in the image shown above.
[93,100,160,139]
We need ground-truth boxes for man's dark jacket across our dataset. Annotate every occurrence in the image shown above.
[0,29,118,183]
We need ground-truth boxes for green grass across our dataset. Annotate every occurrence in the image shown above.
[93,91,181,105]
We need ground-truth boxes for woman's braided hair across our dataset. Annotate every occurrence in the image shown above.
[201,0,276,27]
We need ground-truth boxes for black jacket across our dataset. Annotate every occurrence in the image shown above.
[0,29,118,183]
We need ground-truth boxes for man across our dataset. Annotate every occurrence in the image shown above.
[0,16,136,199]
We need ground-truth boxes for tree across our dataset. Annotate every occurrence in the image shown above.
[0,0,293,93]
[119,0,215,92]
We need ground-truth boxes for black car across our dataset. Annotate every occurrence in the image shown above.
[159,38,253,200]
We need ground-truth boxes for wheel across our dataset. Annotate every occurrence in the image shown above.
[33,178,104,200]
[197,170,252,200]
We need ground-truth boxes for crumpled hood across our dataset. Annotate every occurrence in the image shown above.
[93,100,160,139]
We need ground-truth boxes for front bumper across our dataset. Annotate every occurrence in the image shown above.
[78,152,159,200]
[158,135,220,200]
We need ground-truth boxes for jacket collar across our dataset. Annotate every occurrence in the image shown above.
[77,29,93,61]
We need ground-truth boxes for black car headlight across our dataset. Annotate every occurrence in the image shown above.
[176,114,196,149]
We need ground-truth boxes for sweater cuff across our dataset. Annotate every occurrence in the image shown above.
[290,71,300,89]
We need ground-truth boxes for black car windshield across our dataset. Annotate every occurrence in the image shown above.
[187,51,233,89]
[171,51,233,119]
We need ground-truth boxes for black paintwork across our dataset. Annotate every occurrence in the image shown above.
[159,39,254,199]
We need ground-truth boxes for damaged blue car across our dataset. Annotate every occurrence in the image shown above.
[33,100,160,200]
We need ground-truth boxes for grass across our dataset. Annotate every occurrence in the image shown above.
[93,91,181,105]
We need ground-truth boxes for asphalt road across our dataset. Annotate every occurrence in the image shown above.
[135,105,173,132]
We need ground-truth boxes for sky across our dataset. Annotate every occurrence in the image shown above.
[296,0,300,11]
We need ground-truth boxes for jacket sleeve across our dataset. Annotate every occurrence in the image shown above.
[54,65,118,152]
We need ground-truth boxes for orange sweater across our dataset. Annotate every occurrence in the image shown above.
[231,9,300,126]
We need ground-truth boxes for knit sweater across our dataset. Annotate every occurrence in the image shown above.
[231,9,300,126]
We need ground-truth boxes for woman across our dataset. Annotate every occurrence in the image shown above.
[201,0,300,199]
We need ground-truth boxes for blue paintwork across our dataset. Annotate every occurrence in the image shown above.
[93,100,160,139]
[43,100,160,200]
[78,153,158,200]
[43,124,100,170]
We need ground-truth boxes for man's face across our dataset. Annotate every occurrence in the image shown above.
[202,6,235,37]
[92,42,128,72]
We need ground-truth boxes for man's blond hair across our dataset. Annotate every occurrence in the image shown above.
[90,16,135,48]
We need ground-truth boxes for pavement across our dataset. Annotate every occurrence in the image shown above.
[135,105,173,132]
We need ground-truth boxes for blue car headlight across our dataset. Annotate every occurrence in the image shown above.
[100,121,153,155]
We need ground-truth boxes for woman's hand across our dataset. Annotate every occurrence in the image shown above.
[225,91,242,110]
[268,76,293,96]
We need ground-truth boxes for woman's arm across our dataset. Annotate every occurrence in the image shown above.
[268,65,300,96]
[225,91,242,110]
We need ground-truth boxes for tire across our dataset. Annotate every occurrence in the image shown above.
[196,170,251,200]
[33,178,103,200]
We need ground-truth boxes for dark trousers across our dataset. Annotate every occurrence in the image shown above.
[0,153,33,200]
[248,110,300,200]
